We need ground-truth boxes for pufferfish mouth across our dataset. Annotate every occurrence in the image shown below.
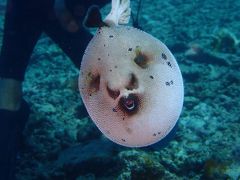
[119,94,139,114]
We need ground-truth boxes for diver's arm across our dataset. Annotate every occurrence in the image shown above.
[54,0,79,32]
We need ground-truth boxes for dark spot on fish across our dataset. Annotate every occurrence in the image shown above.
[150,75,154,79]
[89,74,100,91]
[87,72,92,77]
[89,93,92,96]
[167,62,172,68]
[121,139,126,142]
[108,53,110,56]
[123,117,125,120]
[109,35,114,38]
[165,80,173,86]
[153,133,157,136]
[126,73,138,90]
[126,128,132,134]
[112,108,117,112]
[128,48,132,51]
[134,49,151,69]
[158,132,161,135]
[107,86,120,100]
[98,57,101,61]
[109,69,112,72]
[114,65,118,68]
[104,44,106,47]
[162,53,167,60]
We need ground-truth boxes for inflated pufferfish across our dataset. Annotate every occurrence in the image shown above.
[79,0,184,147]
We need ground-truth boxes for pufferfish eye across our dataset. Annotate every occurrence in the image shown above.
[119,94,139,113]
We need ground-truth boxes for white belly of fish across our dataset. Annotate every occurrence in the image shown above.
[79,26,184,147]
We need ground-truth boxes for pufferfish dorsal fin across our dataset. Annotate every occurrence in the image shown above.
[84,5,108,28]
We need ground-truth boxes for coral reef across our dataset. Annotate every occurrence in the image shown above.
[118,150,165,179]
[210,28,239,53]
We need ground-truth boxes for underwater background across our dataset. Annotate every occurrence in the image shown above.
[0,0,240,179]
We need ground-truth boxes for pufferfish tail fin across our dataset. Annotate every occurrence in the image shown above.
[104,0,131,27]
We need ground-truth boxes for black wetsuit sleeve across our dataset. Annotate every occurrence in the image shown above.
[0,0,54,81]
[0,0,110,81]
[44,0,110,68]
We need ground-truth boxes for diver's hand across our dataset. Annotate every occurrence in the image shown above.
[54,0,79,32]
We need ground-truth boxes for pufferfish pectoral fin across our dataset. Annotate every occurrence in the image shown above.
[83,5,108,28]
